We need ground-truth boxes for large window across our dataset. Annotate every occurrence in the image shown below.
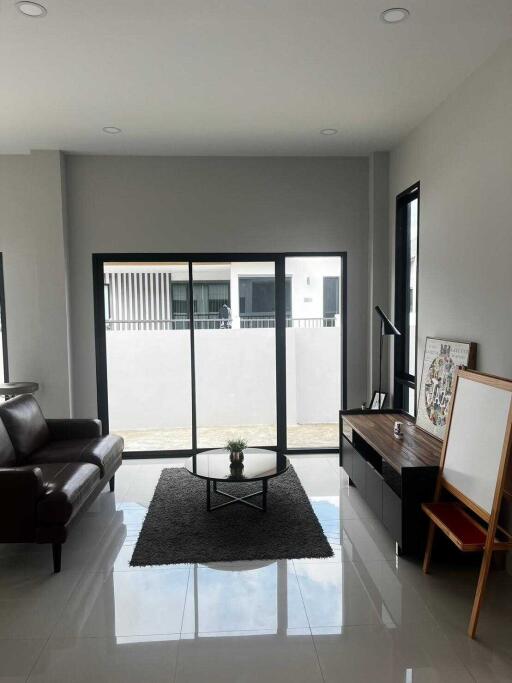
[94,254,346,455]
[394,183,419,415]
[0,254,8,383]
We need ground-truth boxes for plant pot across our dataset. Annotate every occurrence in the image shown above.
[229,451,244,463]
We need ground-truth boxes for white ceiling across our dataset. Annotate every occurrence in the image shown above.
[1,0,511,155]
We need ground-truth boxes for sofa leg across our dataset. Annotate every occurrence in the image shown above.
[109,475,115,492]
[52,543,62,573]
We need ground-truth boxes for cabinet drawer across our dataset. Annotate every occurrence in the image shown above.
[352,451,367,496]
[382,484,402,547]
[341,444,354,479]
[366,462,383,520]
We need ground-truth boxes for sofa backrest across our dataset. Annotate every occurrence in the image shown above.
[0,395,50,464]
[0,419,16,467]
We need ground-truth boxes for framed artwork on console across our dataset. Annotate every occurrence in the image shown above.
[416,337,477,440]
[370,391,387,410]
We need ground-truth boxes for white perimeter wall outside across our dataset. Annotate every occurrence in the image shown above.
[107,326,340,430]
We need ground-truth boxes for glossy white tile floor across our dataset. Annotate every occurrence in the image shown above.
[1,454,511,682]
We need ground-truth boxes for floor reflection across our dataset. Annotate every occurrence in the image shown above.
[1,456,511,682]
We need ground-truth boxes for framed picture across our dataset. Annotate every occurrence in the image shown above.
[370,391,387,410]
[416,337,477,440]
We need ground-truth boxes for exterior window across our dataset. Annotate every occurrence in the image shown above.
[323,276,340,319]
[239,277,291,319]
[394,184,419,415]
[171,281,230,319]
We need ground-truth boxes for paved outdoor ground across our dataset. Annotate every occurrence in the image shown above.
[115,423,339,451]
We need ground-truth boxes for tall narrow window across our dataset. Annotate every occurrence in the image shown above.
[394,184,419,415]
[0,254,8,383]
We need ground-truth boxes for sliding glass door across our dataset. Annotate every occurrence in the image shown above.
[95,253,345,455]
[103,262,193,453]
[193,261,277,449]
[285,256,343,449]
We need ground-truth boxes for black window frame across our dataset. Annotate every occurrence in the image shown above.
[0,254,9,382]
[92,252,347,457]
[394,182,420,415]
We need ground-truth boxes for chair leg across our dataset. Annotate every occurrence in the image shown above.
[423,521,436,574]
[468,547,493,638]
[109,475,115,492]
[52,543,62,574]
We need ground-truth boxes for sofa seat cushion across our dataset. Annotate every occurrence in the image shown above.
[37,463,100,526]
[30,435,123,477]
[0,395,50,464]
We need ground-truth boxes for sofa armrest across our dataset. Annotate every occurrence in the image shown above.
[46,418,102,440]
[0,467,45,541]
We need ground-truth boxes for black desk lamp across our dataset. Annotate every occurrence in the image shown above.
[375,305,401,407]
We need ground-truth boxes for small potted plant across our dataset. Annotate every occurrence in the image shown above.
[226,438,247,462]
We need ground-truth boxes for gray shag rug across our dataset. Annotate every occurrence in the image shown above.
[130,466,333,566]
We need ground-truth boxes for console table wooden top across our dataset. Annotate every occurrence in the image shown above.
[342,412,442,473]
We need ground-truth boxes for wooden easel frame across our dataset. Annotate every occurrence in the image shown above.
[422,368,512,638]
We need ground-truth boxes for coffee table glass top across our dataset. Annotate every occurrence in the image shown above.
[186,448,289,482]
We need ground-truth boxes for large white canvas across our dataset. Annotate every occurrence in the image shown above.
[443,377,512,515]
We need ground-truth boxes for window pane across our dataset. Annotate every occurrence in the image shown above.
[286,256,342,448]
[195,262,277,448]
[105,262,193,451]
[323,277,340,318]
[408,387,416,416]
[406,198,418,376]
[252,280,274,313]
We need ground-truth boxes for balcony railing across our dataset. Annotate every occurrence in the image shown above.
[105,316,338,331]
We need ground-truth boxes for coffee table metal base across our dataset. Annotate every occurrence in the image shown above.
[206,479,267,512]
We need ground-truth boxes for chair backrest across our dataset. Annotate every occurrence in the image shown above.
[0,395,50,465]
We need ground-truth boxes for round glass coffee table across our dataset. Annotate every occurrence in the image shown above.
[186,448,289,512]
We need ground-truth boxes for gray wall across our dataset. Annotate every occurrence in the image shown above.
[66,155,370,417]
[389,38,512,391]
[368,152,390,402]
[0,151,73,416]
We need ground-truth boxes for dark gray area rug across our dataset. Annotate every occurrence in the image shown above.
[130,466,333,565]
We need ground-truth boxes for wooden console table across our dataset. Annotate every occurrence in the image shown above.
[340,409,442,556]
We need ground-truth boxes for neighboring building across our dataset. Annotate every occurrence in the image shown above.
[104,259,341,330]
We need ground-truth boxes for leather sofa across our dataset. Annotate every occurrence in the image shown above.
[0,394,123,573]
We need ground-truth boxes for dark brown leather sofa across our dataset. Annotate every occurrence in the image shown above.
[0,394,123,573]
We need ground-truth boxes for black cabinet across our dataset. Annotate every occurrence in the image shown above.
[382,484,402,548]
[340,411,439,556]
[352,449,367,496]
[365,462,383,519]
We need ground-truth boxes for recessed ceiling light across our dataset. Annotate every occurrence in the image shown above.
[380,7,409,23]
[16,1,47,17]
[102,126,122,134]
[320,128,338,136]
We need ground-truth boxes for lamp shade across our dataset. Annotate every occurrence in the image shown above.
[375,306,400,336]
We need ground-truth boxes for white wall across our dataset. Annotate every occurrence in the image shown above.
[66,156,369,417]
[389,37,512,571]
[389,38,512,389]
[0,151,73,416]
[106,327,339,430]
